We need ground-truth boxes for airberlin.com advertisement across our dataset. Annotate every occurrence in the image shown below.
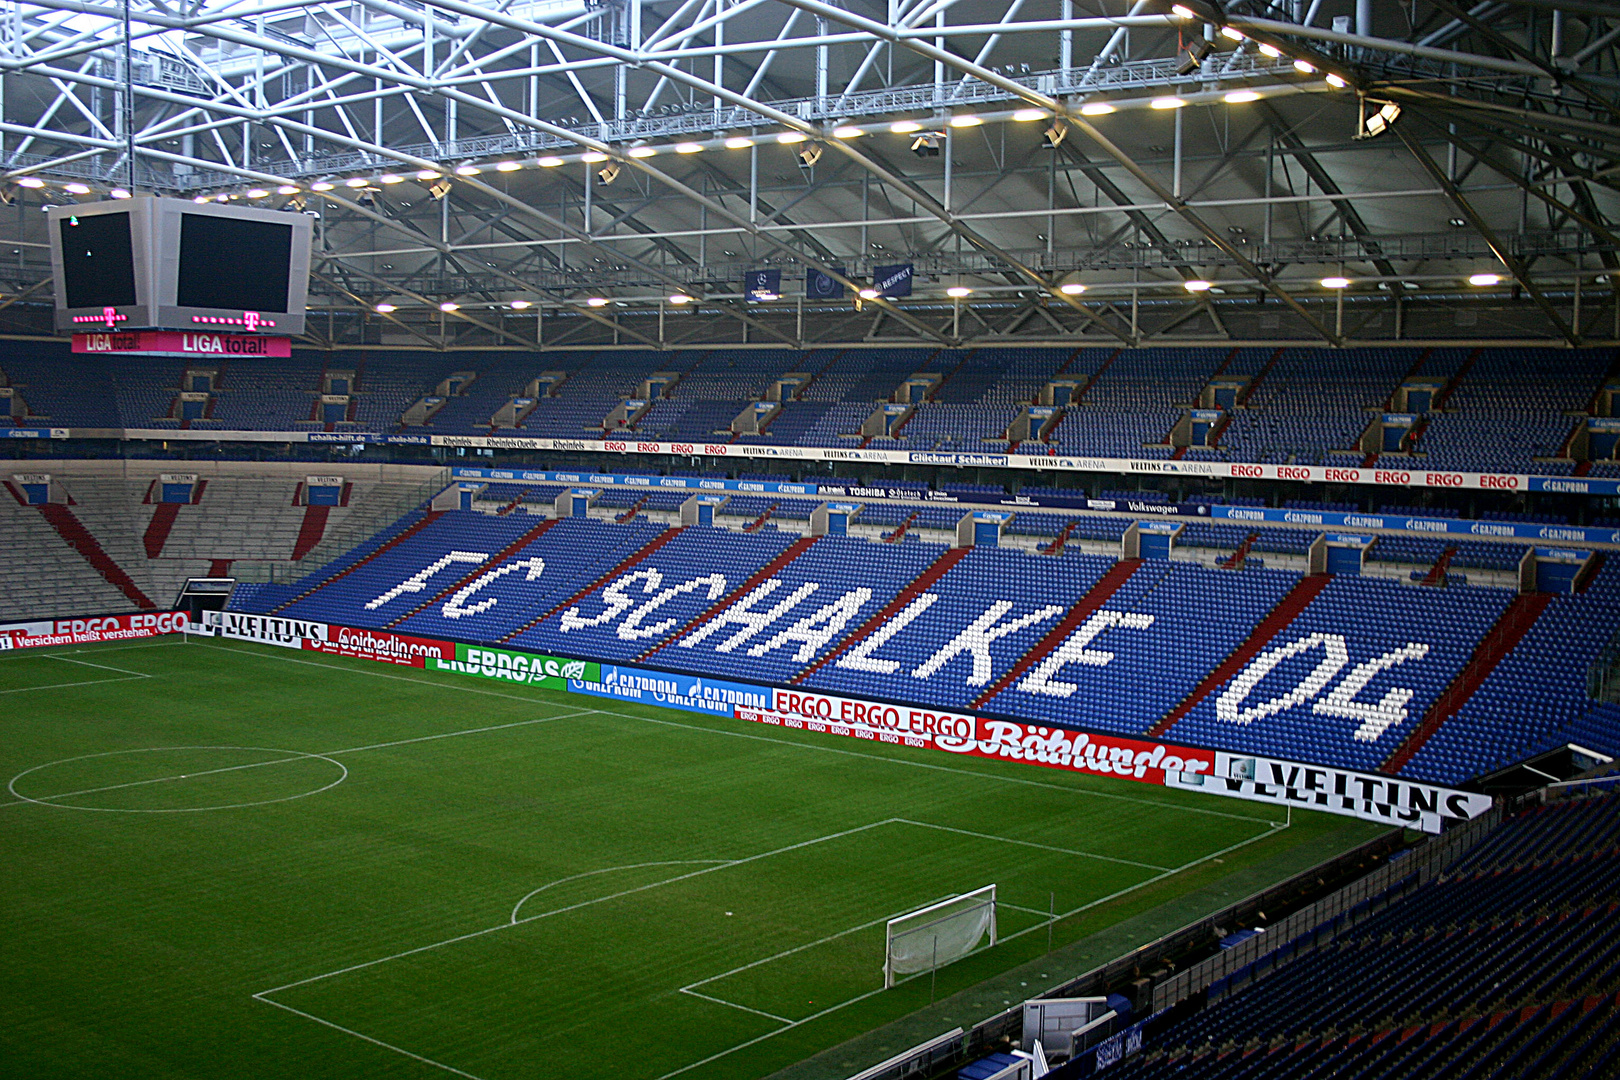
[197,611,1489,832]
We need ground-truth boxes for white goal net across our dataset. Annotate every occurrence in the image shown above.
[883,885,997,988]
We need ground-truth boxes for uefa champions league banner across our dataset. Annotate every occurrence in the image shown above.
[0,610,191,650]
[197,613,1488,832]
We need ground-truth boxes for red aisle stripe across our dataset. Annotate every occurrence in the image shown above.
[638,536,820,661]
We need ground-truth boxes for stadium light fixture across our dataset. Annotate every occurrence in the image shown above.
[1184,279,1213,292]
[16,177,45,189]
[416,169,441,180]
[64,182,91,194]
[1059,282,1087,295]
[725,136,754,149]
[1221,26,1245,40]
[798,144,824,167]
[1257,43,1282,57]
[581,151,609,163]
[427,179,452,199]
[586,297,609,307]
[455,164,481,176]
[1224,89,1261,103]
[669,293,694,304]
[375,303,397,313]
[277,185,300,195]
[596,163,621,186]
[1294,59,1316,73]
[509,299,531,309]
[537,156,565,167]
[1152,96,1187,109]
[310,180,335,191]
[1359,100,1402,138]
[1172,4,1196,18]
[947,286,971,297]
[1012,109,1047,122]
[439,301,460,312]
[1468,272,1503,286]
[344,176,369,188]
[890,120,923,134]
[674,142,704,154]
[777,131,807,144]
[245,188,269,199]
[948,114,983,128]
[910,134,941,157]
[1042,123,1068,149]
[110,188,132,199]
[859,288,880,299]
[627,144,657,158]
[1321,276,1351,289]
[193,195,211,204]
[378,174,404,185]
[1325,73,1347,88]
[832,125,864,138]
[1080,102,1116,116]
[495,161,522,172]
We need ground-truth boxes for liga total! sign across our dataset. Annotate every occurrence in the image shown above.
[72,331,292,357]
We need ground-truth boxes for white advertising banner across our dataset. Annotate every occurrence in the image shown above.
[1163,751,1495,833]
[203,611,330,649]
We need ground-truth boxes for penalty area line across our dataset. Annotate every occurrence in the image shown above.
[252,994,490,1080]
[0,674,149,695]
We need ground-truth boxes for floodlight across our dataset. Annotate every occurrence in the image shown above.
[797,144,823,167]
[910,134,941,157]
[596,162,621,186]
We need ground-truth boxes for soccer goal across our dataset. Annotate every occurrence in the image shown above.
[883,885,997,988]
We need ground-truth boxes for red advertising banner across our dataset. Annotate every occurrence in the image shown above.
[301,625,454,667]
[736,687,1214,788]
[0,610,191,651]
[71,330,292,358]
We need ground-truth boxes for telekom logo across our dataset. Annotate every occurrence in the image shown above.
[71,307,129,327]
[191,311,276,329]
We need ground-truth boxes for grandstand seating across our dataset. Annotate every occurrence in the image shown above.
[1106,793,1620,1080]
[229,493,1620,785]
[3,342,1614,475]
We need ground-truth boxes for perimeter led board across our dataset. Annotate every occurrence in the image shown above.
[50,197,312,336]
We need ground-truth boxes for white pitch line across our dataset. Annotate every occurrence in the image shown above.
[43,654,153,677]
[253,995,491,1080]
[0,675,149,695]
[253,818,901,999]
[197,638,1280,826]
[0,709,590,811]
[678,989,795,1025]
[652,987,893,1080]
[575,702,1279,824]
[894,818,1172,871]
[510,860,734,924]
[190,640,581,706]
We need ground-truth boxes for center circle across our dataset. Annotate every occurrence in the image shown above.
[8,746,348,813]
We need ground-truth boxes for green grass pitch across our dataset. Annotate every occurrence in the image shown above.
[1,637,1385,1080]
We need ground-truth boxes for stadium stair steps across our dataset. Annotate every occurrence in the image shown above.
[789,545,971,684]
[383,518,558,629]
[1236,347,1285,408]
[268,509,444,613]
[1070,347,1121,405]
[495,495,523,516]
[290,505,331,560]
[37,504,157,609]
[1381,591,1555,774]
[1421,546,1460,587]
[882,510,921,542]
[497,525,685,644]
[1216,532,1261,570]
[1039,519,1080,556]
[616,495,650,523]
[636,536,820,662]
[143,503,181,558]
[1144,573,1335,738]
[1432,347,1481,411]
[968,557,1143,709]
[743,501,778,533]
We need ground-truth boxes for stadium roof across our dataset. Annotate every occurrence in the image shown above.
[2,0,1617,347]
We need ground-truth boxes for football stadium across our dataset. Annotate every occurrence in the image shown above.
[3,1,1620,1078]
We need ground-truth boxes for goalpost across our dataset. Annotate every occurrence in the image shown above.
[883,885,997,989]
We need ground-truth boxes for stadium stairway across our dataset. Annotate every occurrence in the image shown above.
[1144,573,1333,738]
[789,546,970,684]
[291,505,330,560]
[968,558,1143,709]
[497,525,684,644]
[1380,590,1555,774]
[637,536,820,662]
[743,501,778,532]
[143,503,181,558]
[382,518,558,630]
[268,509,444,613]
[36,504,156,609]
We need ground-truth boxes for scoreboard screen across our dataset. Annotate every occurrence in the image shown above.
[57,211,138,310]
[176,213,295,314]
